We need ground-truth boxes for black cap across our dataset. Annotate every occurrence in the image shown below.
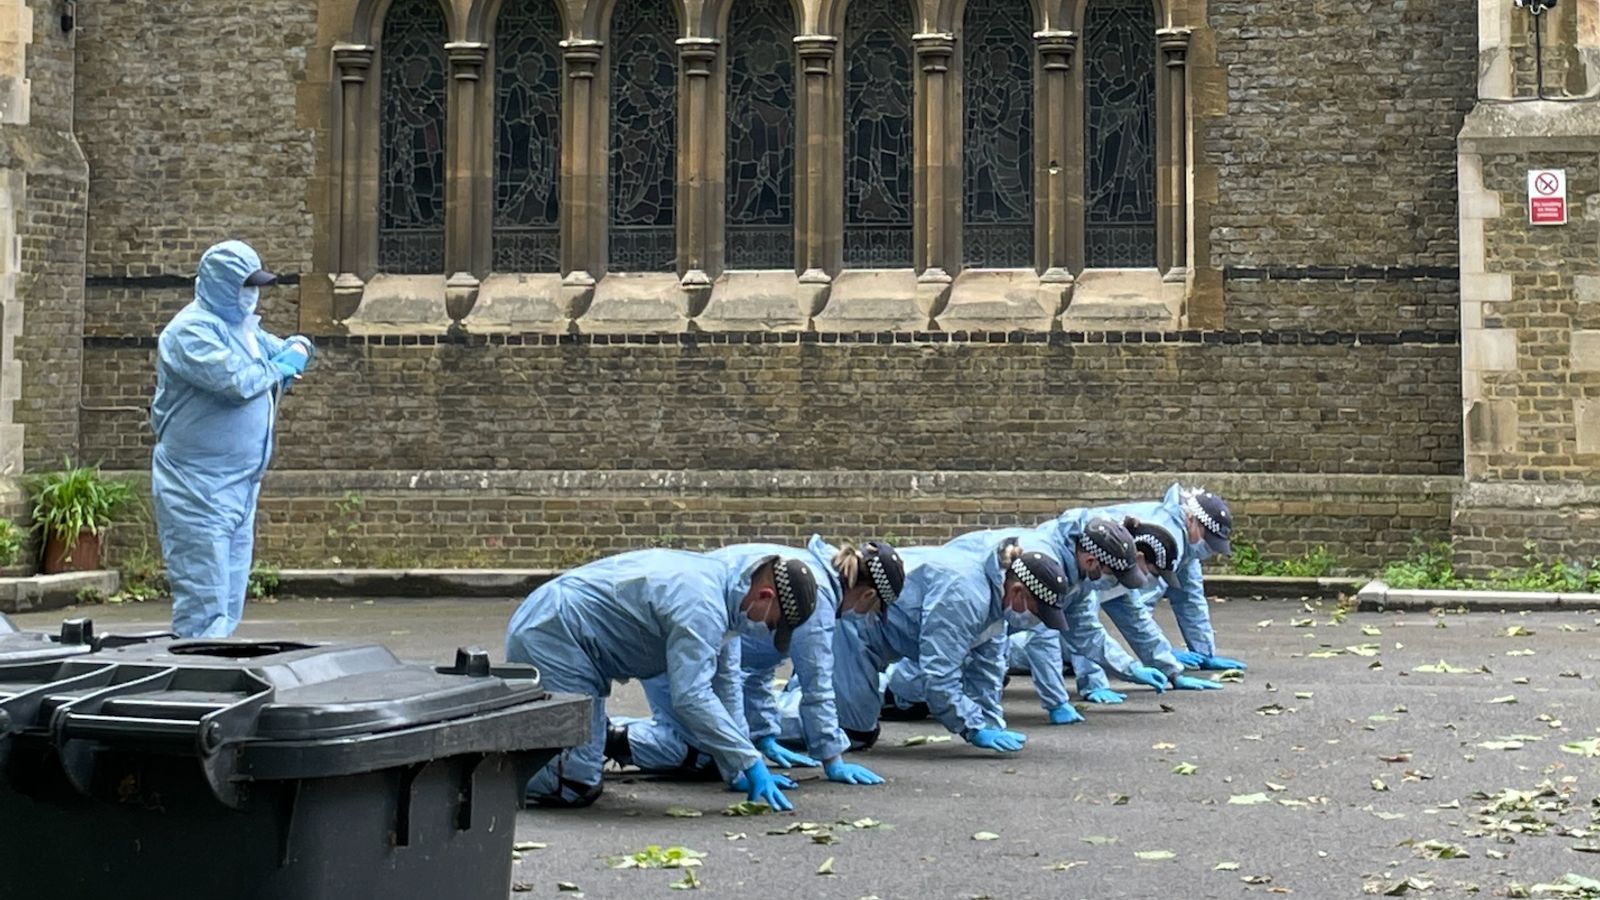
[772,557,818,654]
[861,540,906,605]
[1079,518,1150,590]
[1181,488,1233,556]
[244,269,279,287]
[1125,517,1182,589]
[1007,550,1070,631]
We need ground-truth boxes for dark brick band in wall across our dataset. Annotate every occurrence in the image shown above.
[94,470,1456,573]
[81,340,1464,476]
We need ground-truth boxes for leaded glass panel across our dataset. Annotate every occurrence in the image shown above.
[962,0,1033,269]
[726,0,796,269]
[494,0,562,272]
[378,0,448,274]
[609,0,678,271]
[844,0,914,268]
[1085,0,1156,267]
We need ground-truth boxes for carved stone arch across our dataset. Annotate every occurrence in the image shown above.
[933,0,1040,36]
[353,0,462,45]
[466,0,571,43]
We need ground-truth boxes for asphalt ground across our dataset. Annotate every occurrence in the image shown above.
[15,595,1600,900]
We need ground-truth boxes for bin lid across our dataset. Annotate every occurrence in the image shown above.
[0,640,560,808]
[0,618,99,664]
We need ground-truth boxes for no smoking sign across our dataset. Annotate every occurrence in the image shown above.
[1528,168,1567,226]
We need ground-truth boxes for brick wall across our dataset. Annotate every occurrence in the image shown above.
[1203,0,1475,332]
[73,0,319,279]
[91,469,1456,574]
[7,1,86,476]
[80,333,1464,475]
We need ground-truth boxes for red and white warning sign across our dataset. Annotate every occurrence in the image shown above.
[1528,168,1567,226]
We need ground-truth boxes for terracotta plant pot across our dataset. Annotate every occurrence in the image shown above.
[42,528,101,574]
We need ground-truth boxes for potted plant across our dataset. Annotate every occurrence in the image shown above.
[25,460,136,574]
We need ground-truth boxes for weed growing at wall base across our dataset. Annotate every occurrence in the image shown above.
[1227,539,1337,578]
[1378,539,1600,593]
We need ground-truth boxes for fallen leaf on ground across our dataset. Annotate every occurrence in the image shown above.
[1081,835,1117,845]
[972,832,1000,841]
[1504,625,1535,637]
[513,842,547,851]
[1560,738,1600,758]
[817,857,835,876]
[669,870,701,891]
[1488,695,1518,705]
[1347,644,1382,657]
[1152,742,1178,750]
[558,883,581,893]
[1215,862,1241,871]
[1295,692,1314,699]
[901,735,953,747]
[1135,850,1176,861]
[722,801,772,816]
[1372,779,1389,792]
[1382,876,1434,895]
[1257,704,1286,716]
[1362,626,1383,636]
[665,807,703,818]
[1413,660,1474,674]
[1242,874,1273,884]
[1476,740,1524,751]
[1043,861,1087,872]
[1266,782,1288,792]
[1380,754,1412,763]
[1173,762,1198,776]
[1229,793,1270,805]
[1213,669,1245,683]
[1405,839,1469,859]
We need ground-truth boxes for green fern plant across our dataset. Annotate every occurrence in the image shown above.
[0,518,24,568]
[25,460,136,546]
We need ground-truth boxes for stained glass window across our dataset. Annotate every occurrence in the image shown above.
[609,0,678,271]
[844,0,914,268]
[962,0,1033,269]
[493,0,562,271]
[1085,0,1156,267]
[725,0,795,269]
[378,0,448,274]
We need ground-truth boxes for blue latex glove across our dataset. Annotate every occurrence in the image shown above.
[1129,666,1169,693]
[1172,674,1224,691]
[272,360,299,381]
[1173,649,1206,668]
[757,736,820,769]
[270,344,309,377]
[1084,688,1126,705]
[1201,654,1248,671]
[966,728,1027,752]
[734,761,794,811]
[1048,704,1085,725]
[824,758,884,786]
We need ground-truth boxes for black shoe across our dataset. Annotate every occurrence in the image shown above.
[604,722,633,767]
[529,779,603,809]
[844,725,880,751]
[879,688,931,721]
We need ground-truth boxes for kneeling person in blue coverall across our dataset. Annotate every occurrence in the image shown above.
[609,537,904,787]
[150,240,314,638]
[506,548,818,810]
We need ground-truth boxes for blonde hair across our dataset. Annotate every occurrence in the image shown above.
[999,542,1025,568]
[832,541,863,588]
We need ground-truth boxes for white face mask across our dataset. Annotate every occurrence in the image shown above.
[1003,608,1043,631]
[736,614,774,644]
[239,286,260,316]
[1189,541,1215,563]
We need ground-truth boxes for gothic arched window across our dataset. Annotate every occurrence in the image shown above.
[609,0,679,272]
[493,0,562,271]
[961,0,1033,269]
[725,0,796,270]
[378,0,449,273]
[843,0,914,268]
[1085,0,1156,267]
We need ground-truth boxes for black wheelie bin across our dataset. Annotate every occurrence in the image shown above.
[0,638,591,900]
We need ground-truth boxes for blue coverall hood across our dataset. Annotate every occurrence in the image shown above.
[195,240,265,323]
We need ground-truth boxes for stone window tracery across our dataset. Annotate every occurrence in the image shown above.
[961,0,1034,269]
[609,0,680,272]
[843,0,915,268]
[726,0,797,270]
[493,0,563,272]
[378,0,449,274]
